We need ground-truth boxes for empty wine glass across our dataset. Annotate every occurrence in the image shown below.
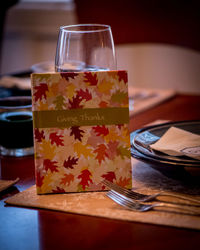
[55,24,116,72]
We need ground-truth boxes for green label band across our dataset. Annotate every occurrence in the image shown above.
[33,107,129,128]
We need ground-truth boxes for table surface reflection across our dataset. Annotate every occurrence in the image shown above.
[1,94,200,250]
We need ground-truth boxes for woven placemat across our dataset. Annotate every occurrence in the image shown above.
[5,158,200,230]
[0,178,19,192]
[129,87,176,116]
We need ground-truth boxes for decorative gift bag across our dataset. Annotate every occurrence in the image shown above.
[31,71,132,194]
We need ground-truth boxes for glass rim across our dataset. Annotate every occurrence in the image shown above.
[0,96,32,110]
[60,24,111,33]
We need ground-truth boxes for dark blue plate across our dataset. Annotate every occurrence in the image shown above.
[131,120,200,167]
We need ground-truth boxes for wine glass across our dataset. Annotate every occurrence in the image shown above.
[55,24,116,72]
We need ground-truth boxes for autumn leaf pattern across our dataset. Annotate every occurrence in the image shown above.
[34,83,48,101]
[53,95,66,110]
[76,89,92,101]
[117,70,128,83]
[84,72,98,86]
[101,171,116,183]
[68,95,83,109]
[49,132,64,146]
[117,176,132,187]
[92,125,109,136]
[36,171,44,187]
[52,187,66,193]
[111,90,127,104]
[34,128,45,142]
[43,159,59,173]
[63,156,78,169]
[78,169,93,190]
[70,126,84,141]
[61,72,78,81]
[93,144,109,164]
[32,71,131,194]
[60,173,74,186]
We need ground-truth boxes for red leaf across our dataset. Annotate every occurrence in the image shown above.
[70,126,84,141]
[117,124,123,129]
[102,171,116,183]
[52,187,65,193]
[92,125,109,136]
[34,83,48,102]
[63,156,78,169]
[34,128,45,142]
[99,101,108,108]
[117,71,127,83]
[36,171,44,187]
[76,89,92,101]
[84,72,98,86]
[93,144,109,164]
[69,95,83,109]
[61,72,78,81]
[43,159,59,172]
[78,169,93,190]
[49,132,64,146]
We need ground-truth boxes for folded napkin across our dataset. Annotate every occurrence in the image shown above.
[150,127,200,160]
[0,76,30,89]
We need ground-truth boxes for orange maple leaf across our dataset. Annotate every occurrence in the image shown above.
[60,173,74,186]
[117,177,131,188]
[93,144,109,164]
[99,101,108,108]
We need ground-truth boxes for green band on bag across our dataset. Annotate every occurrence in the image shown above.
[33,107,129,128]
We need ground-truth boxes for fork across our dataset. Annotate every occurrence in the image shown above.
[107,190,200,215]
[102,179,200,205]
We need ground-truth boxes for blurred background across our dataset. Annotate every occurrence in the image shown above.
[0,0,199,93]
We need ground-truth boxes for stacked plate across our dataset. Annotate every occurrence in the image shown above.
[130,120,200,168]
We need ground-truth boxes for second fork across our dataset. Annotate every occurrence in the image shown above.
[102,179,200,205]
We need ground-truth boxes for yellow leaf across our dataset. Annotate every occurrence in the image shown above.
[38,101,49,111]
[40,139,56,160]
[118,126,131,146]
[41,171,54,193]
[74,142,93,158]
[66,83,76,100]
[98,79,114,94]
[48,82,59,96]
[104,127,119,143]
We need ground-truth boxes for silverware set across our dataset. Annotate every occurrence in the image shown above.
[103,180,200,215]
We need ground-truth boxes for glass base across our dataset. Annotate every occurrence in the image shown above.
[0,145,34,157]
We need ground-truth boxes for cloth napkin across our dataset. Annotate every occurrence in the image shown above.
[150,126,200,160]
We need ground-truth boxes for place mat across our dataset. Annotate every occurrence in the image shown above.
[0,76,176,117]
[129,87,176,116]
[0,178,19,192]
[5,159,200,230]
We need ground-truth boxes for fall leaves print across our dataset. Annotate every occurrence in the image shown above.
[31,71,132,194]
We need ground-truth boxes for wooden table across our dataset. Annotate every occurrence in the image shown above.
[1,94,200,250]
